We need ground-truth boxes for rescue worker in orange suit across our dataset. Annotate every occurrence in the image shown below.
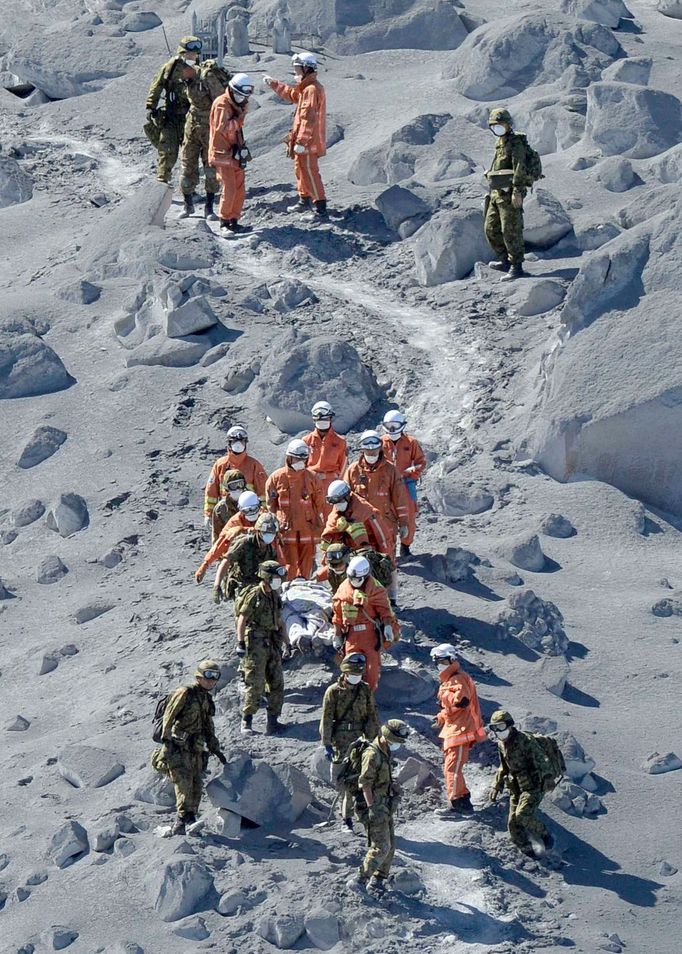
[265,439,324,580]
[263,51,327,220]
[203,424,268,525]
[195,490,262,584]
[431,644,486,816]
[208,73,254,233]
[344,430,409,605]
[332,555,398,691]
[302,401,347,520]
[381,410,426,558]
[321,480,390,558]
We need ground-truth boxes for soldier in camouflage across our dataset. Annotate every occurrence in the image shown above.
[484,107,528,281]
[145,37,202,184]
[159,659,226,836]
[222,513,282,603]
[180,59,231,219]
[488,710,554,856]
[315,541,350,594]
[210,469,246,545]
[320,652,380,827]
[236,560,290,736]
[354,719,410,894]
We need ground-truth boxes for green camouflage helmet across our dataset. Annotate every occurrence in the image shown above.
[326,543,350,565]
[341,651,366,673]
[488,107,513,127]
[177,35,203,55]
[221,469,246,494]
[255,513,279,534]
[381,719,411,744]
[489,709,515,727]
[195,658,221,680]
[257,560,286,581]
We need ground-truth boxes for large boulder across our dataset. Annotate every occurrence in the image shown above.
[164,297,217,338]
[560,0,632,27]
[376,664,434,706]
[0,318,74,399]
[658,0,682,18]
[443,15,622,100]
[595,156,636,192]
[134,773,176,807]
[497,589,568,655]
[602,56,652,85]
[256,334,381,433]
[510,95,587,155]
[46,494,89,537]
[497,532,547,572]
[122,11,162,31]
[125,335,214,368]
[48,821,89,868]
[147,859,215,922]
[58,744,125,788]
[17,426,67,468]
[413,208,490,284]
[375,185,430,237]
[348,114,451,186]
[523,188,572,248]
[36,555,68,584]
[584,83,682,159]
[0,156,33,209]
[205,754,311,826]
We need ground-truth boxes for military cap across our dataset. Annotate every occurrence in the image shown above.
[195,658,221,679]
[258,560,286,580]
[381,719,411,743]
[326,543,350,563]
[488,106,513,125]
[221,468,246,491]
[341,652,366,673]
[489,709,514,726]
[177,35,203,54]
[255,512,279,533]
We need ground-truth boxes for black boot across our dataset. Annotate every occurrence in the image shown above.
[452,794,474,815]
[400,543,412,558]
[170,814,186,836]
[266,713,286,736]
[489,257,510,272]
[501,263,525,281]
[180,194,194,218]
[204,193,217,220]
[287,196,311,213]
[220,219,231,231]
[241,714,253,735]
[311,199,328,218]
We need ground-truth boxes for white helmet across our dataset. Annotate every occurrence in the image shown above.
[359,430,382,451]
[228,72,255,98]
[311,400,334,420]
[286,439,310,460]
[292,51,317,70]
[327,479,350,504]
[383,409,406,436]
[347,555,370,580]
[227,424,248,442]
[430,643,457,663]
[237,490,260,517]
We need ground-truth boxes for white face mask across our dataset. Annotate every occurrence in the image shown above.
[290,460,306,471]
[229,490,243,501]
[346,673,362,685]
[335,500,348,512]
[491,123,507,137]
[230,442,246,455]
[388,432,402,442]
[316,420,331,431]
[261,532,276,544]
[269,577,282,591]
[244,511,259,523]
[182,56,198,66]
[496,728,511,741]
[349,577,364,588]
[389,742,401,752]
[437,662,451,672]
[363,452,379,464]
[232,90,248,104]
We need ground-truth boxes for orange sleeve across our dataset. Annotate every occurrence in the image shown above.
[204,462,222,517]
[265,474,278,514]
[316,565,329,582]
[198,527,231,572]
[270,79,299,104]
[296,84,318,147]
[390,468,409,524]
[253,461,268,499]
[336,436,348,475]
[408,437,427,479]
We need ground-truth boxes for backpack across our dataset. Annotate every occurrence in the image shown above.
[336,736,374,801]
[152,685,197,743]
[525,732,566,792]
[510,133,543,187]
[200,60,231,92]
[358,548,393,589]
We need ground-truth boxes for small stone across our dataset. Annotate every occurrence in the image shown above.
[17,425,67,468]
[92,823,120,852]
[58,744,125,788]
[113,837,136,857]
[304,907,341,950]
[217,889,246,916]
[11,499,45,527]
[26,871,48,885]
[16,886,30,901]
[100,548,123,569]
[7,715,30,731]
[642,751,682,774]
[39,654,60,676]
[48,821,89,868]
[46,493,89,537]
[392,869,425,896]
[172,916,210,940]
[42,926,79,950]
[539,513,576,538]
[258,914,305,949]
[499,532,546,572]
[659,861,678,876]
[36,556,68,584]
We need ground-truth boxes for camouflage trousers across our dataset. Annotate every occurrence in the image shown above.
[242,632,284,717]
[165,743,204,817]
[181,114,219,196]
[156,115,186,184]
[359,800,395,880]
[508,790,548,849]
[331,729,364,821]
[485,191,525,264]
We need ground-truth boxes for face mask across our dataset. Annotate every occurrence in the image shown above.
[335,500,348,512]
[364,452,379,464]
[316,420,331,431]
[230,442,245,455]
[437,662,451,672]
[290,460,305,471]
[182,56,198,65]
[495,728,511,741]
[245,512,259,523]
[388,432,402,442]
[229,490,242,501]
[261,532,276,544]
[349,577,364,588]
[346,673,362,685]
[269,577,282,591]
[389,742,401,752]
[232,90,247,104]
[491,123,507,137]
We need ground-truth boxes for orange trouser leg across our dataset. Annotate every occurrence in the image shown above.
[294,153,326,202]
[281,537,300,578]
[404,496,418,547]
[216,164,245,220]
[344,630,380,691]
[298,537,316,579]
[444,744,471,800]
[282,533,316,578]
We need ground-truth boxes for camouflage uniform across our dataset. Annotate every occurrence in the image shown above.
[181,63,228,197]
[320,677,379,761]
[484,133,528,265]
[161,684,221,819]
[212,496,239,544]
[324,565,347,595]
[358,739,396,881]
[493,728,549,850]
[238,582,285,717]
[226,532,278,599]
[146,57,191,183]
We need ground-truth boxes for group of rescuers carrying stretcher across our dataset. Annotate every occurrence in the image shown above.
[146,37,541,275]
[152,401,564,891]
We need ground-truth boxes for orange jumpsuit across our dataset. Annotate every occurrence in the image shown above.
[344,455,409,561]
[332,577,397,691]
[203,451,268,518]
[381,433,426,547]
[197,511,256,575]
[270,74,326,203]
[436,661,486,801]
[303,427,347,519]
[208,93,247,222]
[320,493,390,557]
[265,465,324,579]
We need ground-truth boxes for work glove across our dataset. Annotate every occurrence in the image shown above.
[211,585,222,605]
[195,567,205,584]
[335,517,349,532]
[146,107,158,122]
[399,526,409,540]
[262,75,274,87]
[489,784,501,803]
[324,745,334,761]
[511,189,523,210]
[236,642,246,657]
[383,624,394,642]
[293,143,306,155]
[332,634,343,650]
[215,750,227,765]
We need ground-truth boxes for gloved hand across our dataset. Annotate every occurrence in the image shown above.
[236,642,246,657]
[332,634,343,650]
[195,567,205,584]
[211,585,222,605]
[293,143,306,155]
[146,107,158,122]
[335,517,349,532]
[368,804,383,822]
[262,75,274,87]
[204,514,210,527]
[512,189,523,210]
[281,643,292,661]
[489,784,501,803]
[215,750,227,765]
[399,525,409,540]
[431,718,440,730]
[383,624,394,642]
[324,745,334,761]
